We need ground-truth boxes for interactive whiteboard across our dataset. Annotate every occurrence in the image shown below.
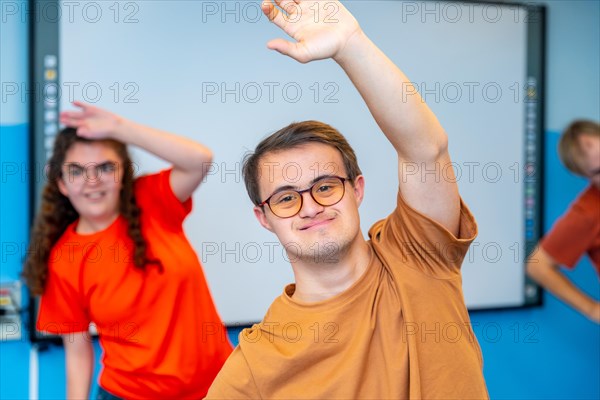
[31,0,545,328]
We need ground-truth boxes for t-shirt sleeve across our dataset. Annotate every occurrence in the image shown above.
[133,169,193,228]
[204,346,261,399]
[36,268,90,334]
[369,190,478,279]
[540,196,599,269]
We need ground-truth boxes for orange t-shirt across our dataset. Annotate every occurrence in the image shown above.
[540,185,600,275]
[38,169,232,399]
[206,192,488,399]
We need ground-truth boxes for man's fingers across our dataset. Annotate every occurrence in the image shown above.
[278,0,300,17]
[263,0,303,29]
[261,1,278,21]
[267,39,306,63]
[262,1,291,30]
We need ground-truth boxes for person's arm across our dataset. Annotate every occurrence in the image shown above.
[527,245,600,323]
[59,101,213,202]
[261,0,459,235]
[63,333,94,399]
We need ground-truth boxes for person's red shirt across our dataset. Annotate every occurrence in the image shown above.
[541,185,600,275]
[38,170,232,399]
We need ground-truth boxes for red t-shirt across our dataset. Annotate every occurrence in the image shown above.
[540,185,600,275]
[38,170,233,399]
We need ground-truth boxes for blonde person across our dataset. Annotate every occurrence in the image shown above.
[527,120,600,323]
[206,0,488,398]
[23,102,232,399]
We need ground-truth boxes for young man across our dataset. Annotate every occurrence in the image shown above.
[527,120,600,323]
[206,0,489,398]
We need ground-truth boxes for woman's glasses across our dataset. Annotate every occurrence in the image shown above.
[61,161,119,183]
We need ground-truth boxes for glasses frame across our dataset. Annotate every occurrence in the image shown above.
[60,161,120,184]
[258,175,349,219]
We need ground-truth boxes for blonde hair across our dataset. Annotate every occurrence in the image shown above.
[558,120,600,176]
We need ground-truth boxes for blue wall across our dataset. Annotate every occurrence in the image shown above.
[472,131,599,399]
[1,1,599,399]
[1,1,32,397]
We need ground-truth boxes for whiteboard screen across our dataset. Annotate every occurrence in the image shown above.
[32,0,544,326]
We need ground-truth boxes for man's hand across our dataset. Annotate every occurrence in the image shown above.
[261,0,361,63]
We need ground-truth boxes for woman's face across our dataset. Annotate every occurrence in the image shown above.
[57,141,125,233]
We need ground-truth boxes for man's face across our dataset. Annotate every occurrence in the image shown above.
[577,134,600,188]
[253,143,365,264]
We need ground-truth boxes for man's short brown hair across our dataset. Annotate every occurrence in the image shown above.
[242,121,362,206]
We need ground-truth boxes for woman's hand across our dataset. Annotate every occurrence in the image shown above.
[60,101,124,140]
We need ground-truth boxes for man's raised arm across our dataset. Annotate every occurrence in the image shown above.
[262,0,460,235]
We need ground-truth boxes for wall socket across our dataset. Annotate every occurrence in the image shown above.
[0,281,22,341]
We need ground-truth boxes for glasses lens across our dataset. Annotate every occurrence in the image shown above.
[312,177,345,206]
[269,190,302,218]
[64,164,84,182]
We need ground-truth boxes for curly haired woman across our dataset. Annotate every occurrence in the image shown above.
[23,101,232,400]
